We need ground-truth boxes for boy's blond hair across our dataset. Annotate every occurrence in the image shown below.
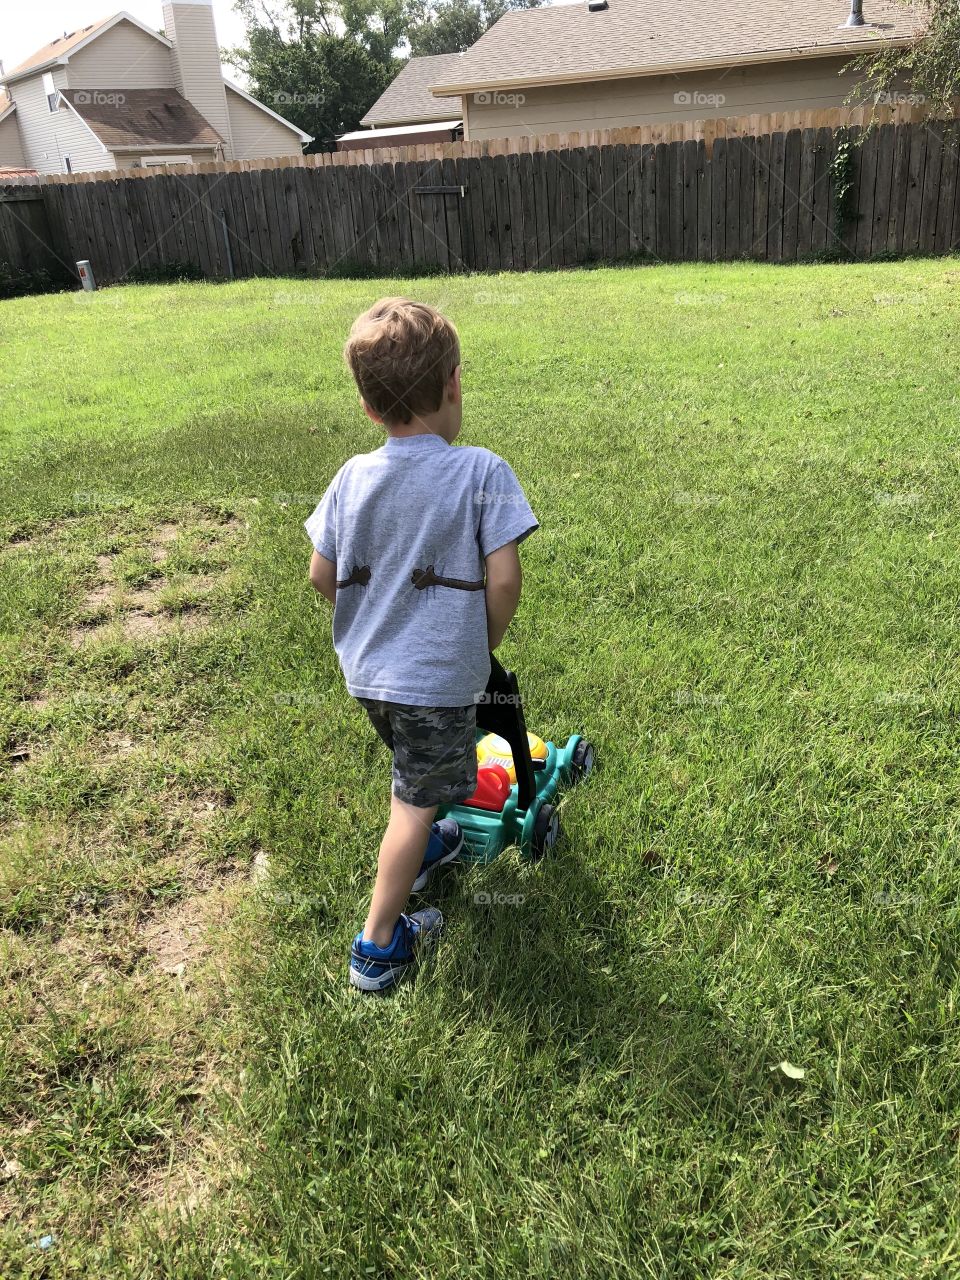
[343,298,461,426]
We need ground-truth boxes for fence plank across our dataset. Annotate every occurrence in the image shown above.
[781,129,802,261]
[952,129,960,254]
[810,128,833,257]
[259,168,288,270]
[918,121,944,254]
[696,140,711,261]
[442,156,465,272]
[796,129,816,258]
[301,165,329,271]
[739,133,755,257]
[544,149,563,267]
[586,146,603,262]
[529,149,548,268]
[640,143,657,259]
[888,125,912,254]
[571,148,589,265]
[668,141,684,260]
[767,131,786,262]
[870,125,895,261]
[518,151,538,270]
[469,154,492,271]
[855,126,879,259]
[711,137,726,261]
[934,123,960,255]
[403,161,426,268]
[681,140,698,260]
[493,153,513,271]
[725,137,742,259]
[902,125,927,255]
[610,142,629,260]
[751,132,771,258]
[654,143,672,260]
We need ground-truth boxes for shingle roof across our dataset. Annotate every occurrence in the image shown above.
[430,0,922,94]
[60,88,224,149]
[362,54,467,126]
[7,15,115,77]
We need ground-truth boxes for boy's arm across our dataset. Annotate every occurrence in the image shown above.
[309,550,337,603]
[485,540,522,651]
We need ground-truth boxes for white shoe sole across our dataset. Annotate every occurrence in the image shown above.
[411,833,464,893]
[349,962,409,993]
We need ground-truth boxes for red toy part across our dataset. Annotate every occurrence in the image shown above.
[464,764,511,812]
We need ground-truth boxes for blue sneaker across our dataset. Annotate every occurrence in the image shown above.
[411,818,464,893]
[349,909,444,993]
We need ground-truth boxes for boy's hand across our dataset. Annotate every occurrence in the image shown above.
[484,541,522,651]
[309,551,337,602]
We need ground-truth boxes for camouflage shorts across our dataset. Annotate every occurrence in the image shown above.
[358,699,478,809]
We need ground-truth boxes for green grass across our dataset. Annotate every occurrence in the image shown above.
[2,260,960,1277]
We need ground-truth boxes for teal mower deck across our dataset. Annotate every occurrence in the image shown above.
[438,656,595,862]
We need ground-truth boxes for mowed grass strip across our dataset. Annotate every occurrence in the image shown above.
[1,260,959,1277]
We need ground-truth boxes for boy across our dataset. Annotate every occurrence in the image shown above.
[306,299,538,993]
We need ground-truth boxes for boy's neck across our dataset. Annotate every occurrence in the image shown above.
[386,415,452,443]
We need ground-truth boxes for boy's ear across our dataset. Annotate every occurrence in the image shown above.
[447,364,462,404]
[361,398,385,425]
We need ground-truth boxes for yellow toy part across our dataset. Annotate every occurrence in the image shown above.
[476,731,547,785]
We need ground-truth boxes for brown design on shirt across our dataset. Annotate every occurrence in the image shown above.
[411,565,485,592]
[337,564,372,589]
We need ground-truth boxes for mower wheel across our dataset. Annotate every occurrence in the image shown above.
[571,739,596,783]
[531,803,560,860]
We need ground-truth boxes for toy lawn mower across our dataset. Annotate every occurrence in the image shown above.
[438,655,595,862]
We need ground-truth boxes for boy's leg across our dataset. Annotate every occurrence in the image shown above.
[363,794,438,948]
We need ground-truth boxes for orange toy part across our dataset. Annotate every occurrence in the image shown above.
[464,764,512,812]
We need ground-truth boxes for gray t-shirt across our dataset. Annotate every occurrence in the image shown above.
[305,433,538,707]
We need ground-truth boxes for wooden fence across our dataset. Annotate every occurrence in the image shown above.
[5,122,960,285]
[0,186,65,281]
[39,104,930,181]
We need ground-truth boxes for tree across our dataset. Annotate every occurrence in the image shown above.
[846,0,960,117]
[226,0,403,149]
[407,0,544,57]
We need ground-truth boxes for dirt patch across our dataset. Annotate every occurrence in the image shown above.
[141,1151,211,1218]
[140,881,236,977]
[70,606,207,647]
[150,524,181,563]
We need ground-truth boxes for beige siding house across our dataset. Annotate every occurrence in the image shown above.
[426,0,921,141]
[0,4,311,176]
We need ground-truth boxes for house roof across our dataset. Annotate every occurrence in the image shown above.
[3,13,171,84]
[430,0,922,95]
[59,87,224,149]
[362,54,466,126]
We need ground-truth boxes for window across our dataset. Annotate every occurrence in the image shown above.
[42,71,58,112]
[141,155,193,168]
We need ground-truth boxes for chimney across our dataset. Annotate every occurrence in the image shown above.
[161,0,233,157]
[841,0,867,26]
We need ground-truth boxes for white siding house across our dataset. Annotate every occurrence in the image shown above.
[0,4,311,175]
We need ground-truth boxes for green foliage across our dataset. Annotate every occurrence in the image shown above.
[846,0,960,116]
[0,258,70,300]
[226,0,400,150]
[831,128,858,244]
[408,0,544,55]
[226,0,546,143]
